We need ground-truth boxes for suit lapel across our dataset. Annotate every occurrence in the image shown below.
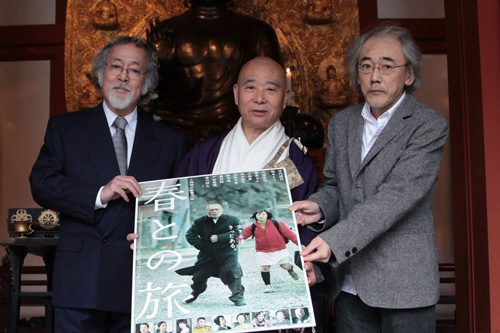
[128,113,163,182]
[79,105,128,238]
[214,215,225,230]
[103,113,163,237]
[81,104,119,184]
[358,94,415,172]
[348,106,364,179]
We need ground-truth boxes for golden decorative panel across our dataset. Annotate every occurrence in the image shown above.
[65,0,359,133]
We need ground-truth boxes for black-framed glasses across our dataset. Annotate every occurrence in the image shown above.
[358,63,407,75]
[105,63,146,79]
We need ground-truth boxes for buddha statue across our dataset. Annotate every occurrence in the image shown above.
[305,0,332,25]
[147,0,282,147]
[319,65,347,108]
[93,0,119,31]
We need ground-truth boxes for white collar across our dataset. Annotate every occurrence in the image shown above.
[103,101,137,129]
[212,117,289,174]
[361,91,406,123]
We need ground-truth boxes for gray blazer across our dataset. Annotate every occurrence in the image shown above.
[309,94,449,309]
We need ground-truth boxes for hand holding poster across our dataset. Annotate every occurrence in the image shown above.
[132,168,315,332]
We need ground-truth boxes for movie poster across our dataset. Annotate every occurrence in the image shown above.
[131,168,315,333]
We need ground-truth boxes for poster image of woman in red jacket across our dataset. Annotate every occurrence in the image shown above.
[241,209,300,293]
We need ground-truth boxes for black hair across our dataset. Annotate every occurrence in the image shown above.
[251,209,273,221]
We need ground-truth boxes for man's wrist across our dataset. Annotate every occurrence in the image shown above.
[95,186,107,210]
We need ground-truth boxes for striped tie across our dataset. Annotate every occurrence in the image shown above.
[112,116,128,175]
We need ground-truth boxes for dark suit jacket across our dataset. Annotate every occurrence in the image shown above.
[309,94,449,308]
[29,103,185,313]
[177,214,243,284]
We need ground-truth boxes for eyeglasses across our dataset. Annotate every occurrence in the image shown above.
[358,63,407,75]
[105,63,146,79]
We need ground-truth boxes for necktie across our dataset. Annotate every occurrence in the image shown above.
[112,116,128,175]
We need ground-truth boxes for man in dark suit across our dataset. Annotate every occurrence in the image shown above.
[176,203,246,306]
[30,36,185,332]
[290,24,449,332]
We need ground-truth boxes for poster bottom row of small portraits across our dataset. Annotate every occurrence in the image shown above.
[132,169,315,332]
[135,306,314,332]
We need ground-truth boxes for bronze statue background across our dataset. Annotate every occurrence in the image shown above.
[145,0,283,145]
[65,0,359,147]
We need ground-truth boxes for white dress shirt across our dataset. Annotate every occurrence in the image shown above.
[95,101,138,209]
[341,92,406,296]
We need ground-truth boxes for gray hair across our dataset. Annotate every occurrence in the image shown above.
[345,23,422,94]
[91,35,160,105]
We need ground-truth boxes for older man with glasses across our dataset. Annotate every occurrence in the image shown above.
[30,36,185,332]
[290,24,449,332]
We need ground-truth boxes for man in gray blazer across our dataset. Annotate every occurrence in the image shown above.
[290,24,449,332]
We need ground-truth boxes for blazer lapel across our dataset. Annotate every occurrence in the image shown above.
[359,94,415,172]
[348,106,364,179]
[103,113,163,238]
[214,215,230,233]
[127,113,163,182]
[81,104,119,184]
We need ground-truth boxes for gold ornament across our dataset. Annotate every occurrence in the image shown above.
[38,209,60,230]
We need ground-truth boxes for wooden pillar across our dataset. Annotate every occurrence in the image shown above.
[477,0,500,330]
[445,0,500,331]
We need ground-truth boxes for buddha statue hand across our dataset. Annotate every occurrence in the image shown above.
[147,17,176,62]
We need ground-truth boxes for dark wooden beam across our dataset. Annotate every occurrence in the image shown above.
[445,0,490,331]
